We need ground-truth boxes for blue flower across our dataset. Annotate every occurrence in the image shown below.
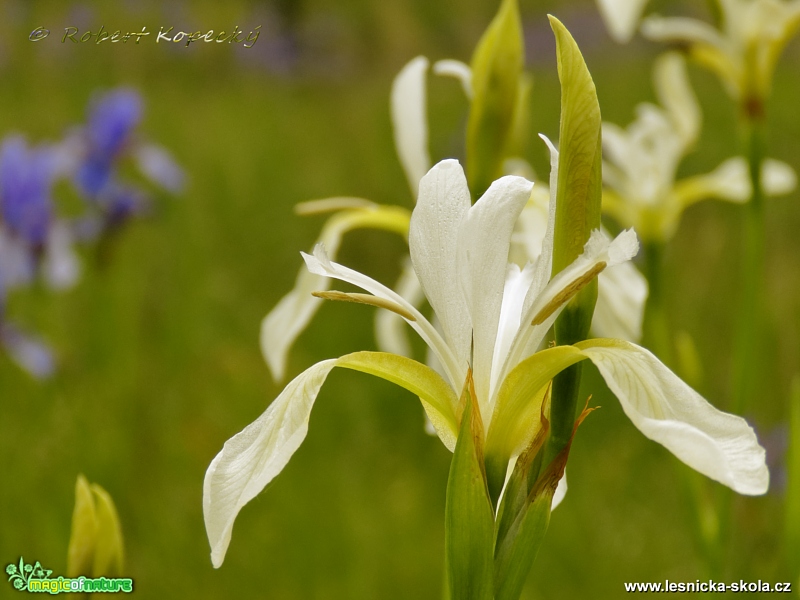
[76,89,142,198]
[0,136,54,247]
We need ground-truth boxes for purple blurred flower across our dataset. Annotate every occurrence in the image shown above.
[69,88,185,206]
[0,136,53,247]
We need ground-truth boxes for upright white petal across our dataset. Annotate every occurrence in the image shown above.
[409,160,472,371]
[204,359,338,568]
[391,57,431,196]
[654,53,700,147]
[375,258,424,357]
[551,472,568,509]
[457,175,533,412]
[433,59,473,99]
[578,339,769,495]
[596,0,651,43]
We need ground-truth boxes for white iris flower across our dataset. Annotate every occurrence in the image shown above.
[642,0,800,103]
[204,157,769,568]
[601,53,796,242]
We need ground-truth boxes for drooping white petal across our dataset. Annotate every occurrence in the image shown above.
[675,156,797,209]
[592,260,648,342]
[577,339,769,495]
[261,206,409,381]
[653,53,700,147]
[409,159,472,372]
[134,143,186,193]
[204,359,338,568]
[303,245,463,390]
[433,59,473,99]
[391,56,431,196]
[457,175,534,414]
[641,15,732,51]
[375,258,424,357]
[596,0,651,43]
[763,158,798,196]
[41,222,81,290]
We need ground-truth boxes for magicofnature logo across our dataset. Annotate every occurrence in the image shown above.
[5,557,133,594]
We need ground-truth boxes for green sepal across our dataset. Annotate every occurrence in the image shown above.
[466,0,524,198]
[787,376,800,578]
[445,373,494,600]
[336,351,459,450]
[494,403,594,600]
[485,345,586,503]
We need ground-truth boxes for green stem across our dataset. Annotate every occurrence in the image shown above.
[731,116,765,415]
[641,241,674,367]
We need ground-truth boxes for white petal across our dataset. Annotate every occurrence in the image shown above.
[391,56,431,196]
[433,59,473,99]
[653,53,700,147]
[490,263,536,400]
[375,258,424,357]
[551,471,567,510]
[592,260,648,342]
[763,158,797,196]
[261,207,407,381]
[0,325,55,379]
[42,222,81,290]
[134,143,186,193]
[503,229,639,384]
[458,175,533,413]
[578,339,769,495]
[303,245,463,390]
[0,229,35,289]
[204,359,338,568]
[409,159,472,372]
[675,157,751,206]
[641,15,731,50]
[596,0,651,43]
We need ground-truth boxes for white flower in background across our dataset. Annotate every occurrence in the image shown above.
[601,52,796,242]
[596,0,651,43]
[642,0,800,103]
[204,157,769,568]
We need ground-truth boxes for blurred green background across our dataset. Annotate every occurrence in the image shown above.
[1,0,798,597]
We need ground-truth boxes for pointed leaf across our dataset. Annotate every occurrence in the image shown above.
[467,0,524,197]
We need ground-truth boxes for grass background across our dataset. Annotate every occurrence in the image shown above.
[1,0,799,597]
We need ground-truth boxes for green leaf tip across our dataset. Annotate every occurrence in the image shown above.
[467,0,524,198]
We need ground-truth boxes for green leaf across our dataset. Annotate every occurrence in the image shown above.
[466,0,524,198]
[787,376,800,578]
[336,351,459,450]
[66,474,98,577]
[494,489,552,600]
[546,15,602,475]
[90,484,125,578]
[494,402,594,599]
[445,374,494,600]
[548,15,602,343]
[484,345,586,502]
